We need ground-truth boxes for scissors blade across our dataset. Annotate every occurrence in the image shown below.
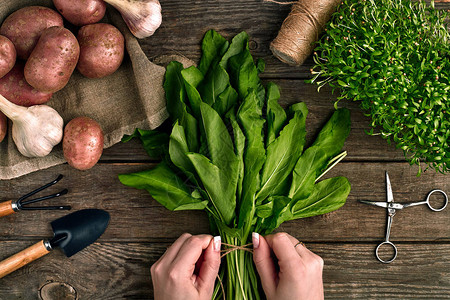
[385,171,397,216]
[386,171,394,203]
[359,200,388,208]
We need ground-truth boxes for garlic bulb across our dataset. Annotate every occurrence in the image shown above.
[105,0,162,39]
[0,94,63,157]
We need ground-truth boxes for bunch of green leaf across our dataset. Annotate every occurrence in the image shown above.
[310,0,450,175]
[119,30,351,300]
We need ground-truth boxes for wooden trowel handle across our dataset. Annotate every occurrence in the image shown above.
[0,240,51,279]
[0,200,15,217]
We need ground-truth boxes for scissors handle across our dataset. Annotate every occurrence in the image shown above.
[399,189,448,211]
[425,189,448,212]
[375,241,398,263]
[376,209,397,263]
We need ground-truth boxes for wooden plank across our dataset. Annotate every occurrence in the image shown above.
[0,241,448,299]
[0,241,155,299]
[0,162,448,242]
[317,243,450,299]
[101,81,406,162]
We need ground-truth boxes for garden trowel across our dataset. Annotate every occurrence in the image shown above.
[0,209,110,278]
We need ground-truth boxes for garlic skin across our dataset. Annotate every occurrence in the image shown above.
[0,94,63,157]
[105,0,162,39]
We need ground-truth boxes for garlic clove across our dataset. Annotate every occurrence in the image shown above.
[0,94,63,157]
[105,0,162,39]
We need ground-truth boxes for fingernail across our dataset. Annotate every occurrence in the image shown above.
[252,232,260,249]
[213,236,221,252]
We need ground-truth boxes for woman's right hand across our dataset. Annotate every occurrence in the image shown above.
[252,232,324,300]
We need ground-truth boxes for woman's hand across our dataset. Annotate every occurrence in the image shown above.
[252,232,324,300]
[151,233,221,300]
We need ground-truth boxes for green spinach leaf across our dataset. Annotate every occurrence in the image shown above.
[164,61,189,122]
[197,64,230,107]
[292,176,350,219]
[257,109,307,203]
[169,122,198,184]
[187,153,236,225]
[121,128,169,159]
[258,196,293,234]
[289,108,351,201]
[199,102,238,168]
[181,66,204,118]
[228,49,265,107]
[219,31,249,69]
[198,30,229,76]
[311,108,351,157]
[288,147,326,201]
[237,91,266,229]
[227,111,245,201]
[266,82,287,147]
[118,162,207,211]
[213,85,238,117]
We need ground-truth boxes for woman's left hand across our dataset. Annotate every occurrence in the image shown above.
[151,233,222,300]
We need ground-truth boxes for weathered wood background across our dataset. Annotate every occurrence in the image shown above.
[1,0,449,299]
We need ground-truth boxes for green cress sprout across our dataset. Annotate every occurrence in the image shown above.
[310,0,450,175]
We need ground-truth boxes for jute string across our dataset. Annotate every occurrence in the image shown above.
[213,241,305,299]
[268,0,341,66]
[220,242,253,258]
[215,243,254,300]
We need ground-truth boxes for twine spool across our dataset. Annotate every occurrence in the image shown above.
[270,0,341,66]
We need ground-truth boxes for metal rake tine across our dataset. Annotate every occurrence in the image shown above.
[17,174,64,202]
[16,175,70,211]
[19,189,68,207]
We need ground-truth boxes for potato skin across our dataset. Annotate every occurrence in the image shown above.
[77,23,124,78]
[0,35,16,78]
[53,0,106,26]
[0,6,63,60]
[0,112,6,143]
[0,62,53,106]
[63,117,104,170]
[24,26,80,93]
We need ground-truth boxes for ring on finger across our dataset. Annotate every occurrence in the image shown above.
[294,241,305,248]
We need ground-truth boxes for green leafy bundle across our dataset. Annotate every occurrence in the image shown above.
[119,30,351,300]
[310,0,450,174]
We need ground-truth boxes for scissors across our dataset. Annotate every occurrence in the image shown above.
[359,171,448,263]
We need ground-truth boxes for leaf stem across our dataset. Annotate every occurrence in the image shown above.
[234,238,247,300]
[315,151,347,183]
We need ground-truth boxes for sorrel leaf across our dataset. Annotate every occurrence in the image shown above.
[265,82,286,147]
[118,162,207,211]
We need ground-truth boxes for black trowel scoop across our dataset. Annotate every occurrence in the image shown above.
[0,209,110,278]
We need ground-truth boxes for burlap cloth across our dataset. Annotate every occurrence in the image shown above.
[0,0,192,180]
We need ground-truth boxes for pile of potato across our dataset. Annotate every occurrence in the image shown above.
[0,1,125,170]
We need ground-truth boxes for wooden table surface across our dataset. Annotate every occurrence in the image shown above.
[1,1,449,299]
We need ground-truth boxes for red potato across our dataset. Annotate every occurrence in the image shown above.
[25,27,80,93]
[0,6,63,60]
[0,112,6,143]
[53,0,107,26]
[0,62,52,106]
[63,117,104,170]
[0,35,16,78]
[77,23,125,78]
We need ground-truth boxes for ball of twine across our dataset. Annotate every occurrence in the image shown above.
[269,0,341,66]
